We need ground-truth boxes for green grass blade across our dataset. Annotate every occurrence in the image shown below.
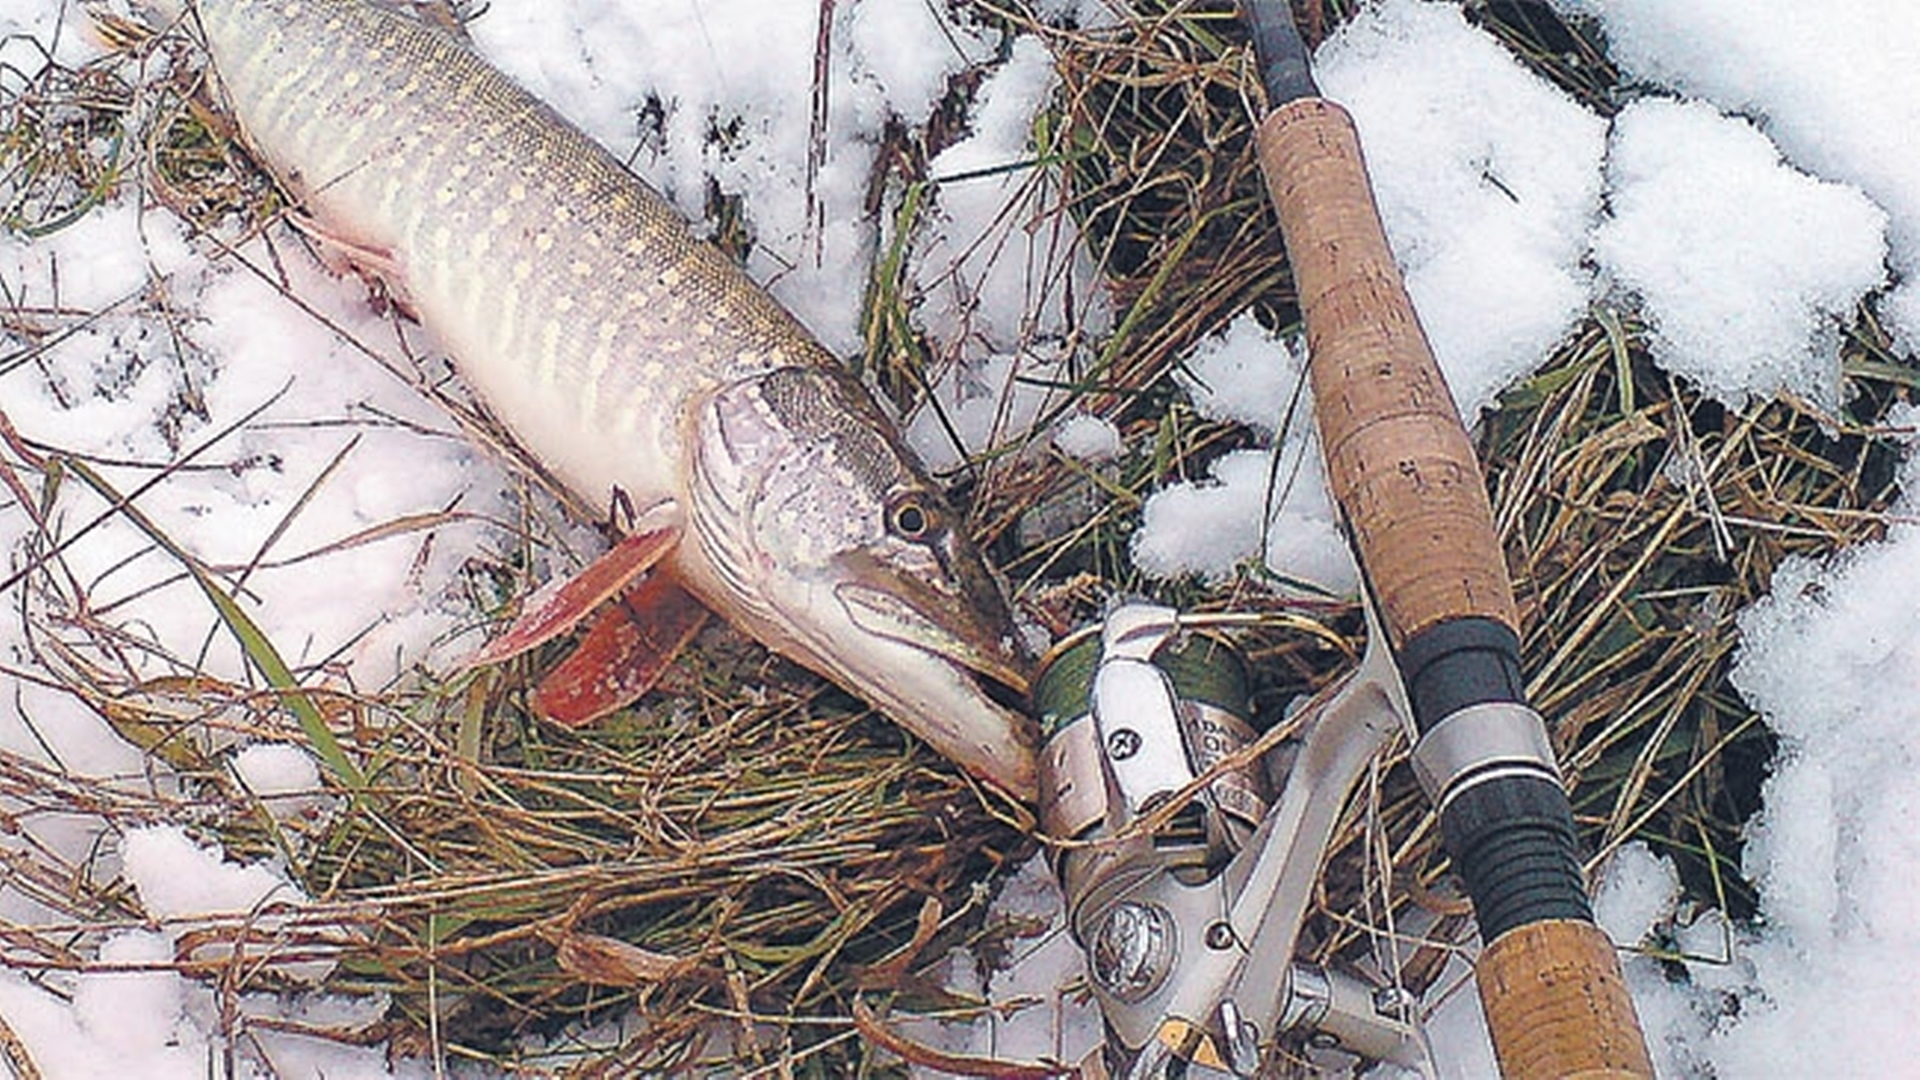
[62,457,368,792]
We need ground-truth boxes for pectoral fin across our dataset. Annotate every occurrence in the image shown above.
[533,577,710,726]
[287,210,418,317]
[463,526,679,670]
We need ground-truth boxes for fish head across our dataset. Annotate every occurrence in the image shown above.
[681,365,1038,800]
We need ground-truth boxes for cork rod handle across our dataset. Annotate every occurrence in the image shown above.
[1255,98,1515,650]
[1479,920,1657,1080]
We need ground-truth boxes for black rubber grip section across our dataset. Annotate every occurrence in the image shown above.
[1396,617,1526,734]
[1242,0,1319,104]
[1440,772,1592,941]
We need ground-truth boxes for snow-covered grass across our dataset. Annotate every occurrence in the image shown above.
[0,0,1917,1076]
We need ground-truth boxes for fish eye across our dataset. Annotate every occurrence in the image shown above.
[888,496,939,541]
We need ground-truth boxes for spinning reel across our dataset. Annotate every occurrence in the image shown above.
[1034,601,1425,1077]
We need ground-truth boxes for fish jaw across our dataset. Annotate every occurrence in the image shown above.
[680,365,1039,800]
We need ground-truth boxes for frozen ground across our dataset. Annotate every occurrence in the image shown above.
[0,0,1915,1076]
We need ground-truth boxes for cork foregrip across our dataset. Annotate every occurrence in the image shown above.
[1477,920,1656,1080]
[1254,99,1519,648]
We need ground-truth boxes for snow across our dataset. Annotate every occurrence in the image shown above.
[72,932,186,1060]
[1,951,418,1080]
[0,0,1917,1075]
[230,742,327,821]
[1135,448,1282,583]
[1592,843,1682,950]
[0,2,93,66]
[901,34,1110,472]
[0,199,502,690]
[901,855,1103,1068]
[1175,311,1302,437]
[0,826,395,1078]
[1133,441,1354,594]
[905,348,1072,474]
[1682,435,1920,1076]
[1550,0,1920,356]
[1051,413,1121,462]
[1591,98,1887,410]
[122,823,304,916]
[911,35,1093,358]
[1132,314,1355,594]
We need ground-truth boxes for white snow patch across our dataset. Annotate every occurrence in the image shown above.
[1,200,508,695]
[1591,98,1888,410]
[120,824,305,918]
[1176,313,1305,437]
[1134,449,1273,584]
[0,950,421,1080]
[0,966,208,1080]
[0,2,103,67]
[1314,0,1607,418]
[1028,0,1122,30]
[1051,413,1121,462]
[73,931,185,1060]
[1688,436,1920,1074]
[902,35,1109,475]
[912,36,1098,359]
[119,825,338,989]
[1134,317,1355,594]
[1133,447,1353,595]
[905,349,1068,474]
[912,855,1102,1074]
[1549,0,1920,355]
[1592,842,1680,949]
[231,742,329,823]
[231,742,320,797]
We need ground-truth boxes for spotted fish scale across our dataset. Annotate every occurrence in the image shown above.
[147,0,1038,797]
[180,0,805,505]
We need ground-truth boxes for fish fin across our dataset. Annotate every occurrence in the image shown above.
[288,211,417,317]
[462,526,679,670]
[532,577,711,727]
[366,0,474,43]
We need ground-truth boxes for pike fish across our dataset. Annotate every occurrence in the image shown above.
[141,0,1038,798]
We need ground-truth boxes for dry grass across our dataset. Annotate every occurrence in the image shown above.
[0,0,1912,1076]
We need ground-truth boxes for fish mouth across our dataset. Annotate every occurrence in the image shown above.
[830,578,1038,799]
[834,580,1031,699]
[676,536,1039,797]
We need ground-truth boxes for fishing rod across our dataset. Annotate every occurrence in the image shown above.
[1032,4,1654,1077]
